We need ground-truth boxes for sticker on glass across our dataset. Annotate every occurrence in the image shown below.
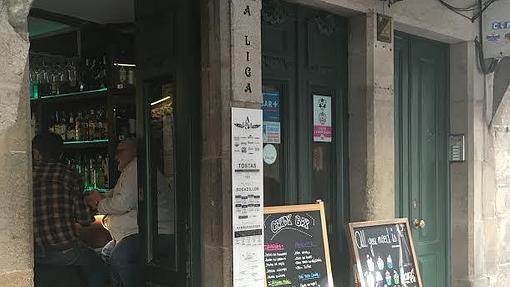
[263,144,277,165]
[313,95,332,142]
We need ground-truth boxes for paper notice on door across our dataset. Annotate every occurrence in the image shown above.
[313,95,332,142]
[231,107,265,287]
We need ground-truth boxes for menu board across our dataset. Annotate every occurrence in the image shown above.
[347,219,422,287]
[264,202,333,287]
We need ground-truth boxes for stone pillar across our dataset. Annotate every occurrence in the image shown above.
[348,13,395,221]
[200,0,262,286]
[449,41,491,287]
[0,0,34,286]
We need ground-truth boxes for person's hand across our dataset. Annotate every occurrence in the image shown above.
[86,191,102,209]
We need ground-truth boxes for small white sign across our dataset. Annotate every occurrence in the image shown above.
[263,144,277,165]
[263,121,281,144]
[483,1,510,58]
[313,95,332,142]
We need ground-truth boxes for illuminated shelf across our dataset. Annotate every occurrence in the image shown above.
[63,139,109,148]
[84,187,109,193]
[32,88,108,101]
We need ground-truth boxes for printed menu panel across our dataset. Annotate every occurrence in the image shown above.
[264,202,333,287]
[348,219,423,287]
[232,107,265,287]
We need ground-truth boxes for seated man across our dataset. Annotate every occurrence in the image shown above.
[33,133,109,287]
[88,138,175,287]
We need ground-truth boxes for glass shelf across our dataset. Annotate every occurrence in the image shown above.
[32,88,108,101]
[63,139,109,148]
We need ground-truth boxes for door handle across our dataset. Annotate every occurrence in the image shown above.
[413,219,426,230]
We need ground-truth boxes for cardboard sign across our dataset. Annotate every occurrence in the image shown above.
[264,202,334,287]
[347,219,423,287]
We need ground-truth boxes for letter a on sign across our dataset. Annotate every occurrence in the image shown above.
[244,83,252,93]
[243,5,251,16]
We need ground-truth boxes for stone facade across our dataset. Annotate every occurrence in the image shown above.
[0,0,509,286]
[0,0,34,286]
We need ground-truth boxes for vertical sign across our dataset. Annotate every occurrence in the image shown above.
[262,91,281,144]
[232,107,265,287]
[313,95,332,142]
[231,0,262,102]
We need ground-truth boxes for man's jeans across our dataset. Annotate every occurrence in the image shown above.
[34,240,109,287]
[103,233,175,287]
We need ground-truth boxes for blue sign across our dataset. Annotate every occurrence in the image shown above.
[262,92,280,122]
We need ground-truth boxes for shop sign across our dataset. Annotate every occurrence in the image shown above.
[231,0,262,102]
[232,107,265,287]
[347,219,423,287]
[262,91,281,144]
[264,202,334,287]
[482,1,510,58]
[313,95,332,142]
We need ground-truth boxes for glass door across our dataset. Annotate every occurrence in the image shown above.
[138,78,184,286]
[135,0,200,285]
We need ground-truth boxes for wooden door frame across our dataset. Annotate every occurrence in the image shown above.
[394,31,451,287]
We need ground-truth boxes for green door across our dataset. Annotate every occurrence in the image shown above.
[395,32,449,287]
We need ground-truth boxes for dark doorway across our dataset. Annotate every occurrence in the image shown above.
[261,0,350,284]
[29,0,200,285]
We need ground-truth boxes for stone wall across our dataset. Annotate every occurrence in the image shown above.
[348,12,394,221]
[0,0,34,286]
[288,0,477,43]
[487,87,510,286]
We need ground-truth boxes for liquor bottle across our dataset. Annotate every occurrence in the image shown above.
[83,156,90,189]
[95,155,105,189]
[97,107,107,139]
[88,109,97,140]
[100,55,108,88]
[90,158,97,189]
[67,112,75,141]
[75,112,82,140]
[127,67,135,86]
[118,66,127,89]
[53,111,61,138]
[103,154,109,188]
[80,111,89,141]
[61,111,68,141]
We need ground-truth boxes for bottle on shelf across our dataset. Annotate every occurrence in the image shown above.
[88,109,97,140]
[67,112,75,141]
[100,55,108,89]
[75,112,82,141]
[118,66,127,89]
[80,111,89,141]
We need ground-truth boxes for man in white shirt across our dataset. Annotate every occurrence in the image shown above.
[88,138,174,287]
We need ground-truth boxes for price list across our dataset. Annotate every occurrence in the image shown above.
[264,205,333,287]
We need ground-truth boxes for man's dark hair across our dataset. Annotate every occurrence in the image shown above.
[32,132,63,161]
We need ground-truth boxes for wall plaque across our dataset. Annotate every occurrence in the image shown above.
[231,0,262,103]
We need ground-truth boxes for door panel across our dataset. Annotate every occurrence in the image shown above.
[395,32,448,287]
[136,0,200,285]
[262,1,349,284]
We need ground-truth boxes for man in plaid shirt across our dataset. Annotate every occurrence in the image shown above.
[33,133,108,287]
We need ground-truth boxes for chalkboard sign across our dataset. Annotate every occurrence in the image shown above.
[347,219,422,287]
[264,202,333,287]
